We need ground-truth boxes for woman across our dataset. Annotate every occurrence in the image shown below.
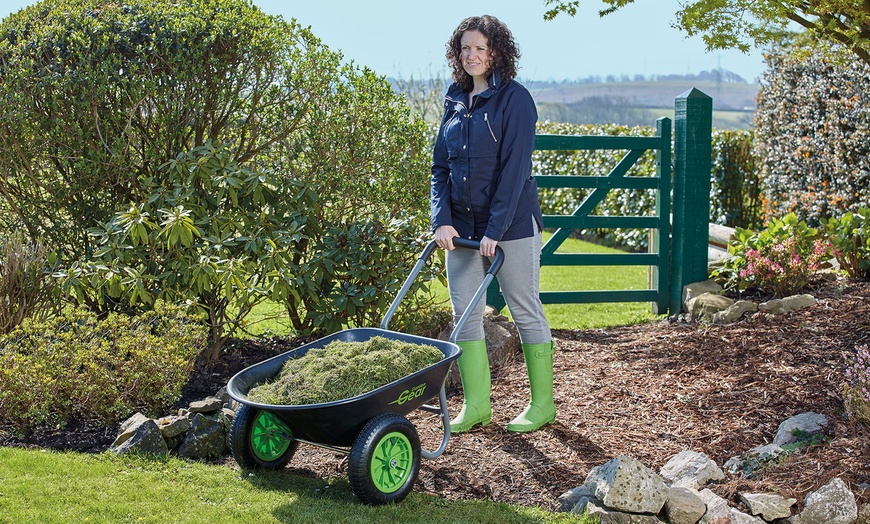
[431,15,555,433]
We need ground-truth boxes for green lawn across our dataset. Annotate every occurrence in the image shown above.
[0,448,589,524]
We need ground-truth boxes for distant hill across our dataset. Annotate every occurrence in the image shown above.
[523,70,760,130]
[524,70,759,110]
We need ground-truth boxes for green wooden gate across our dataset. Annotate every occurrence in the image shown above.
[488,89,712,316]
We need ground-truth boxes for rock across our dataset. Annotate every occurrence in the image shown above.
[698,488,765,524]
[759,298,785,314]
[662,486,706,524]
[774,412,828,446]
[585,455,670,515]
[791,477,858,524]
[683,280,723,312]
[739,492,796,520]
[781,294,818,311]
[118,412,150,434]
[586,499,665,523]
[688,293,734,322]
[177,414,226,459]
[660,450,725,489]
[189,396,223,414]
[725,444,786,475]
[110,417,169,456]
[759,294,817,315]
[712,300,758,324]
[557,485,594,513]
[750,443,786,459]
[155,415,191,439]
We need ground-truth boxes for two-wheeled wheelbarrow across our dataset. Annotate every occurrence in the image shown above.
[226,238,502,504]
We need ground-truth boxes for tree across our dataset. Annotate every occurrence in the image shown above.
[543,0,870,66]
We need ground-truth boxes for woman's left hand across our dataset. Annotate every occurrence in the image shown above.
[480,236,498,257]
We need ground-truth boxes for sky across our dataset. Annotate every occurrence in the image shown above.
[1,0,769,83]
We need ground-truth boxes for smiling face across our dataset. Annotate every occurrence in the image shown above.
[460,30,492,84]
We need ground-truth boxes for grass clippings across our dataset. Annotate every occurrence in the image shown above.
[246,336,443,406]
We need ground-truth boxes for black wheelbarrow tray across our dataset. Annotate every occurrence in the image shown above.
[226,239,503,505]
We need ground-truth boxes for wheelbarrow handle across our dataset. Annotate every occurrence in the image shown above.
[379,239,504,334]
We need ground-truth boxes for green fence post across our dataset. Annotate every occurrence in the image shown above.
[671,88,712,314]
[652,117,671,315]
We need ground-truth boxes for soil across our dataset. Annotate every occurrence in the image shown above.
[4,280,869,513]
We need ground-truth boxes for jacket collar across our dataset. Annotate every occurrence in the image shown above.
[447,70,504,100]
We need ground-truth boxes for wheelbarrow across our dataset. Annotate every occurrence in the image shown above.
[226,238,503,504]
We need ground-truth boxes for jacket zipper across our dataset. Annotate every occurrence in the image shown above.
[484,113,497,143]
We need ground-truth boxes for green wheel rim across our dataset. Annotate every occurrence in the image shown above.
[370,431,414,494]
[250,411,292,462]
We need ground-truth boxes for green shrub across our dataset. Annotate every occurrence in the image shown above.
[0,302,205,435]
[60,140,319,361]
[300,218,442,335]
[755,41,870,225]
[0,232,59,334]
[0,0,326,262]
[710,129,762,230]
[1,0,434,358]
[713,213,830,297]
[822,207,870,279]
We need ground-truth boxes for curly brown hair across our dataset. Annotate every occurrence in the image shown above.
[445,15,520,92]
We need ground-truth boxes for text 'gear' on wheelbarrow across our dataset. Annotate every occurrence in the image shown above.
[226,238,503,505]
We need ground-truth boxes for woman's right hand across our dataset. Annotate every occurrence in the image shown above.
[434,225,459,250]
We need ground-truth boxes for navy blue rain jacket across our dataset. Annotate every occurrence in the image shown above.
[430,71,544,242]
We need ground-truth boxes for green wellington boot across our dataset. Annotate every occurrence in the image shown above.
[507,341,556,432]
[450,339,492,433]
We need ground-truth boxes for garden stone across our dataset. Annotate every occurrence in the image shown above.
[661,486,706,524]
[189,396,223,414]
[725,443,786,475]
[586,500,664,523]
[118,412,150,434]
[758,294,816,316]
[751,443,786,458]
[781,294,818,311]
[790,477,857,524]
[585,455,670,515]
[739,492,796,520]
[557,485,594,513]
[660,450,724,489]
[177,413,226,459]
[759,298,785,314]
[156,415,191,439]
[773,412,828,446]
[683,280,723,312]
[698,488,765,524]
[688,293,734,322]
[110,417,169,456]
[712,300,758,324]
[216,386,230,406]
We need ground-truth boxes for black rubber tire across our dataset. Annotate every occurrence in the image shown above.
[348,412,421,505]
[230,404,299,470]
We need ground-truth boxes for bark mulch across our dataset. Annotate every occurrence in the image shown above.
[5,280,869,513]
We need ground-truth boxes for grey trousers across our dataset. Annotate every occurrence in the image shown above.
[446,228,551,344]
